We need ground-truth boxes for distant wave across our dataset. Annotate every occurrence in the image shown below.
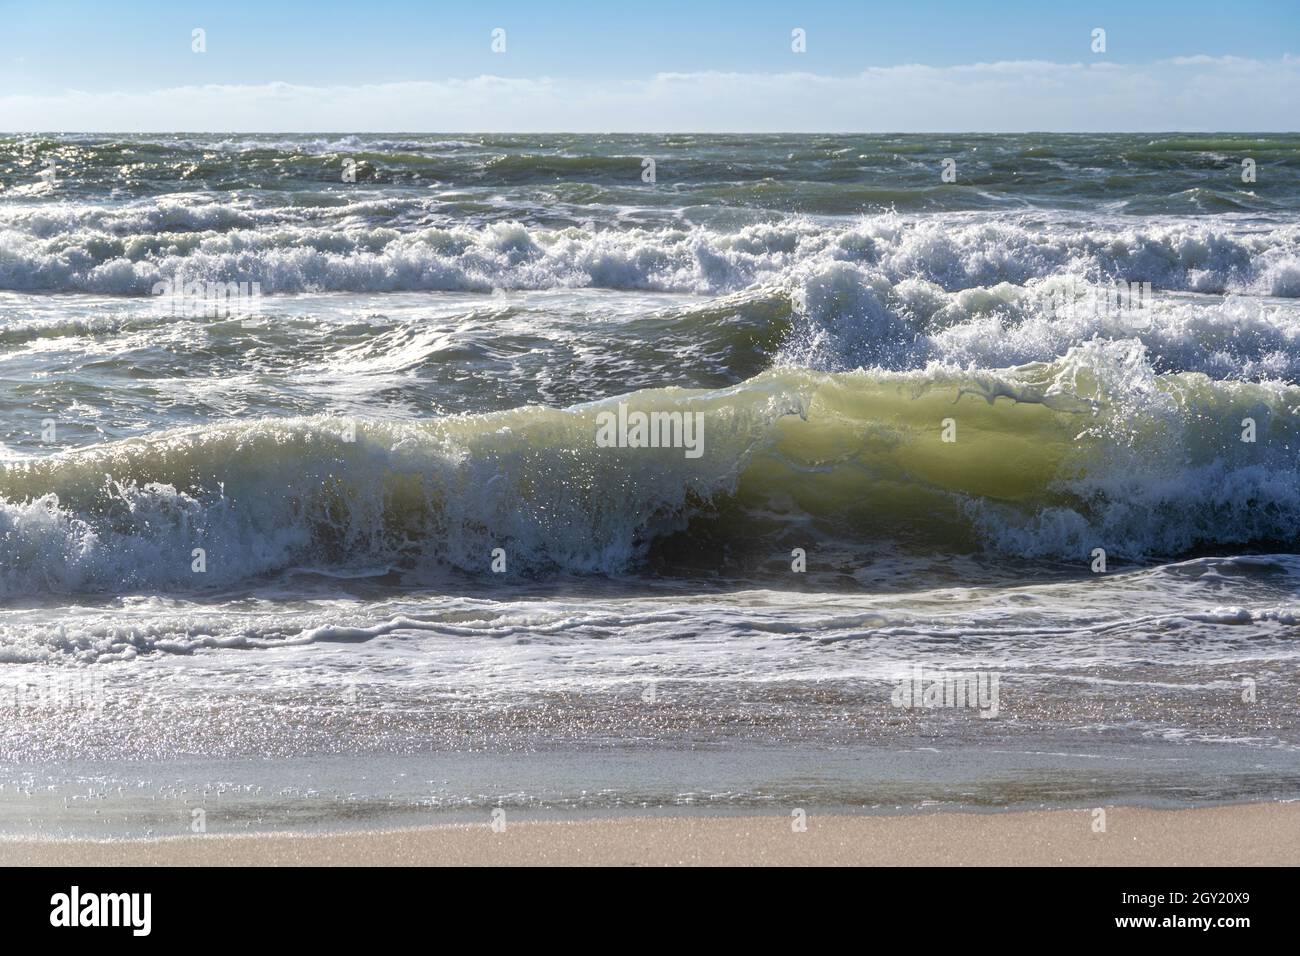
[1,208,1298,299]
[5,132,1299,212]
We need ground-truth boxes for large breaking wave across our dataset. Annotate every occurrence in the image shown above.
[2,343,1297,597]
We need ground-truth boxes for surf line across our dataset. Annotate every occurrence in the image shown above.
[594,403,705,459]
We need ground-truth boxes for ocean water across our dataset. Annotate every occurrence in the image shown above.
[1,133,1299,837]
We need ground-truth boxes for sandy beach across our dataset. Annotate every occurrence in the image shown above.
[4,803,1295,867]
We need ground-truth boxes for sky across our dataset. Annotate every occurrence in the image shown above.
[0,0,1296,131]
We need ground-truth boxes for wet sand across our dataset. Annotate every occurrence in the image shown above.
[3,803,1295,866]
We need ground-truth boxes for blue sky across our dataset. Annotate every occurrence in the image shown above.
[0,0,1296,130]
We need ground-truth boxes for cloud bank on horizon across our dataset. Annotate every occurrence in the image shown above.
[0,0,1296,132]
[3,57,1298,133]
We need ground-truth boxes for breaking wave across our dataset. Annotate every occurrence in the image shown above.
[2,342,1297,597]
[1,208,1299,297]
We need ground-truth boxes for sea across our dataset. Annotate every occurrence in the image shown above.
[1,133,1298,837]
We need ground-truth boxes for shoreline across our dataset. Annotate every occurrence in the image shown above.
[4,803,1296,866]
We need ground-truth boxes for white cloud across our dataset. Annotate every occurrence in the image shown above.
[1,57,1296,132]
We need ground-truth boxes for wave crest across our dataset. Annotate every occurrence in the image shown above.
[3,353,1297,596]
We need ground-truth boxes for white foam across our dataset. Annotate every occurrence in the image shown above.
[1,208,1297,299]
